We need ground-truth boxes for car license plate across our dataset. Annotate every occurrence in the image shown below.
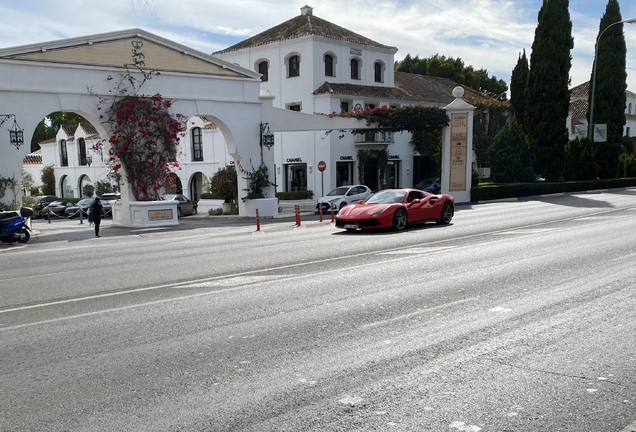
[344,224,358,229]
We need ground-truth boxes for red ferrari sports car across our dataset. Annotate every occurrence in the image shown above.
[335,188,454,232]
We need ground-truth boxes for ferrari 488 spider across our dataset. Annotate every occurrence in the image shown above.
[335,188,454,232]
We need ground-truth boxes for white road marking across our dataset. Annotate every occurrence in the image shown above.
[619,420,636,432]
[489,306,512,313]
[493,228,555,235]
[339,396,364,406]
[178,275,288,288]
[449,421,482,431]
[1,270,73,282]
[378,246,456,254]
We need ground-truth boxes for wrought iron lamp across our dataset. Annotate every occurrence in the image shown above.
[260,122,275,150]
[1,114,25,149]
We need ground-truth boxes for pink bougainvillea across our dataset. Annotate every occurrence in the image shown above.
[97,69,184,201]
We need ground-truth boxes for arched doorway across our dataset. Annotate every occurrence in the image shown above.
[60,175,74,198]
[189,172,209,201]
[79,174,93,197]
[166,173,183,195]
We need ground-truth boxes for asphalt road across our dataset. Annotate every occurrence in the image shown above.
[1,190,636,431]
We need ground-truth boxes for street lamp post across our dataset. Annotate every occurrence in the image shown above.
[589,18,636,140]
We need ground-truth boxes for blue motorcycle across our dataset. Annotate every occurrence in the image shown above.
[0,207,33,244]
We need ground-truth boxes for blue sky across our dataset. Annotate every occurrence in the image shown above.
[2,0,635,92]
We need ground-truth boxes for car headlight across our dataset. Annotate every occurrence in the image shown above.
[329,198,339,203]
[371,207,388,217]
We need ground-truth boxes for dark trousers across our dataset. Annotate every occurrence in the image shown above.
[94,218,101,236]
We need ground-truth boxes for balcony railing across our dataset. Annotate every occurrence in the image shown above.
[354,131,394,144]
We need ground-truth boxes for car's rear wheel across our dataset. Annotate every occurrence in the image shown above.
[438,203,454,224]
[177,208,182,218]
[192,207,198,215]
[393,208,407,230]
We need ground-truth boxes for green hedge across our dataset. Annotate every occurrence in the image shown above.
[275,190,314,200]
[471,178,636,202]
[199,193,223,200]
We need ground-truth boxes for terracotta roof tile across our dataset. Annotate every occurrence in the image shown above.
[570,81,589,99]
[80,122,99,135]
[313,72,507,109]
[214,7,396,55]
[61,124,79,136]
[23,153,42,164]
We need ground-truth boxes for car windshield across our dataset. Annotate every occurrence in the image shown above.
[48,201,63,206]
[326,187,350,196]
[165,194,177,201]
[78,199,94,206]
[415,178,438,189]
[365,190,406,204]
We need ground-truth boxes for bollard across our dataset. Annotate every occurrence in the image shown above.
[48,210,51,223]
[295,205,301,227]
[331,203,335,223]
[79,207,83,225]
[255,208,261,232]
[319,204,323,222]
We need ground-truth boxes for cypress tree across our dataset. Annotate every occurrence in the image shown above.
[587,0,627,178]
[487,118,535,183]
[524,0,573,181]
[510,50,529,128]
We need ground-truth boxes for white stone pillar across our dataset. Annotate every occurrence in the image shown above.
[442,87,476,204]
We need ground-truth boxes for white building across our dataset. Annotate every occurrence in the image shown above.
[24,117,234,201]
[214,5,501,197]
[568,81,636,140]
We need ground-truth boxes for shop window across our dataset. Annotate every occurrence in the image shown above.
[387,160,400,188]
[336,162,353,187]
[258,60,269,82]
[192,127,203,162]
[60,139,68,167]
[285,163,307,191]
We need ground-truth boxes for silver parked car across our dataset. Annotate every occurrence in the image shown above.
[315,184,373,213]
[165,194,198,217]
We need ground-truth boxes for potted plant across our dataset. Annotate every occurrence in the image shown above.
[210,166,238,213]
[240,161,277,217]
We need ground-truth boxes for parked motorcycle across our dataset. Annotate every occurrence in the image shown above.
[0,207,33,244]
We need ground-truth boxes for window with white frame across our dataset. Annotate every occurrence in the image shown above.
[78,138,87,166]
[257,60,269,82]
[324,53,336,77]
[60,139,68,167]
[350,58,361,80]
[192,127,203,162]
[286,53,301,78]
[374,61,385,83]
[286,102,302,112]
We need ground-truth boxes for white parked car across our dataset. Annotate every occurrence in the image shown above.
[315,185,373,213]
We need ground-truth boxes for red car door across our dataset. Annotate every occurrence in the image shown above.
[405,190,428,223]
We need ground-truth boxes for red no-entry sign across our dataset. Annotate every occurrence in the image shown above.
[317,160,326,172]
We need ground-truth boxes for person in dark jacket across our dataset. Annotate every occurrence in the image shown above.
[91,198,104,237]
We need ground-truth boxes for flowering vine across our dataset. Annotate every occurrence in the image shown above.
[93,68,185,201]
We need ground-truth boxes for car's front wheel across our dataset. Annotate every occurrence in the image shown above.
[192,206,198,215]
[393,208,407,230]
[339,202,347,211]
[177,208,182,218]
[438,203,454,224]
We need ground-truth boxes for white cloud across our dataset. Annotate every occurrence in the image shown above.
[0,0,635,91]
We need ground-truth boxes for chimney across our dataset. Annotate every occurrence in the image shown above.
[301,5,313,16]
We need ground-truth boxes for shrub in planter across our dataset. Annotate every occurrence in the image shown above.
[210,166,238,203]
[199,192,222,200]
[275,190,315,200]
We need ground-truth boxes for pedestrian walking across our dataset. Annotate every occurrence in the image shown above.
[91,198,105,237]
